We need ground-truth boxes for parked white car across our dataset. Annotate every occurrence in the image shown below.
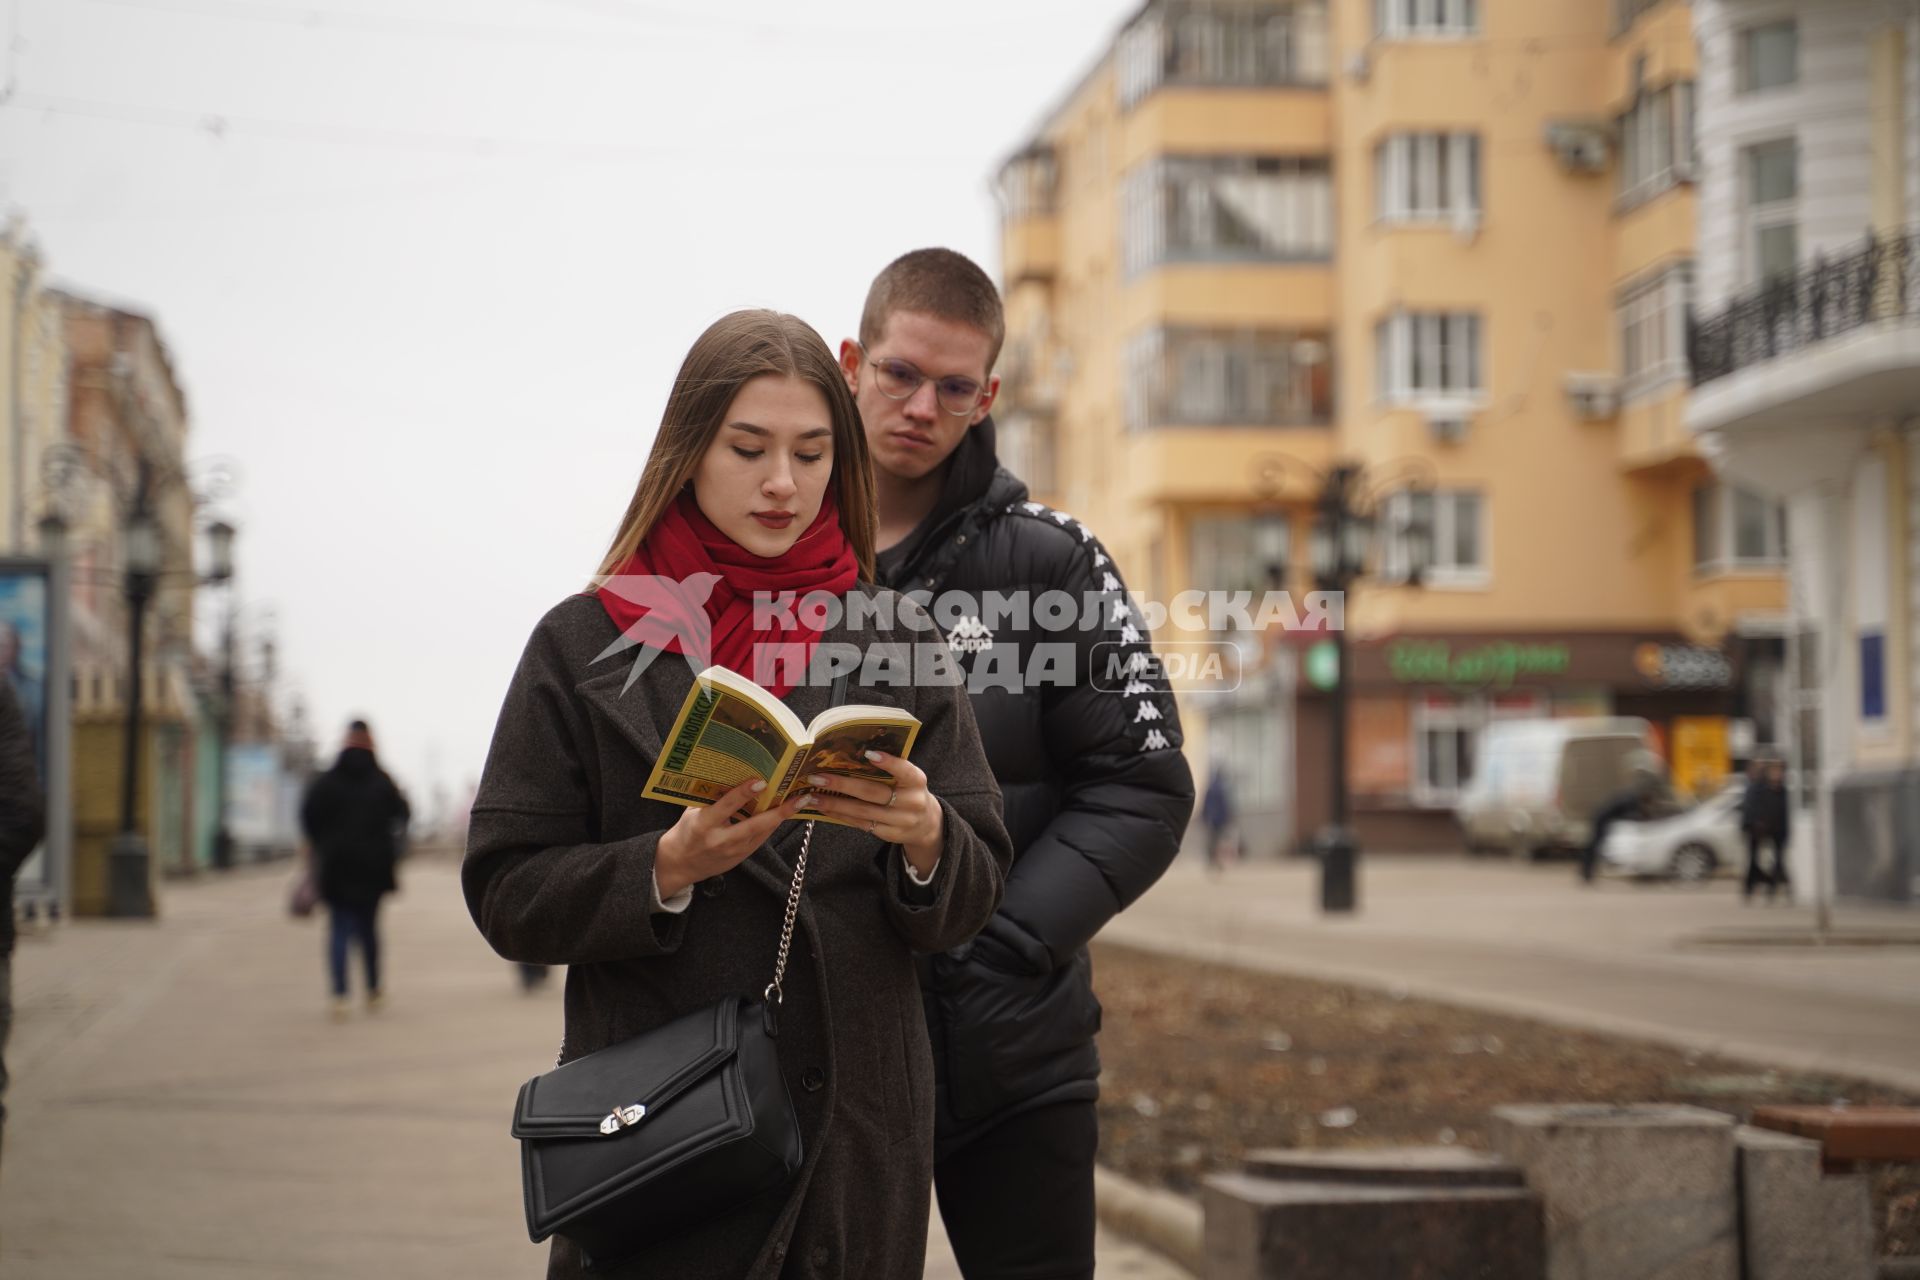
[1599,777,1747,882]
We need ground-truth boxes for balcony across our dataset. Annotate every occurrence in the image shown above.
[1688,228,1920,436]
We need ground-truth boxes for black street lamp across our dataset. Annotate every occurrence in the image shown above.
[206,518,238,870]
[1257,456,1435,914]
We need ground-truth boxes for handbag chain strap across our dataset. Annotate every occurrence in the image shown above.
[763,666,844,1007]
[762,818,813,1006]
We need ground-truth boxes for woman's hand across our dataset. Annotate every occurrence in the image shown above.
[802,752,944,880]
[655,780,812,901]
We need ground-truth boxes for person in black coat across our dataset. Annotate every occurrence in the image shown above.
[1741,758,1792,902]
[300,720,409,1017]
[0,681,46,1165]
[841,249,1196,1280]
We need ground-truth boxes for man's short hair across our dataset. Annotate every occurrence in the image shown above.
[348,719,370,735]
[859,248,1006,371]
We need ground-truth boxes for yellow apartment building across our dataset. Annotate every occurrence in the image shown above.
[993,0,1788,855]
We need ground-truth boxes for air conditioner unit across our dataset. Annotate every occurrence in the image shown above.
[1545,122,1612,175]
[1424,406,1471,444]
[1451,206,1483,245]
[1346,50,1371,84]
[1564,372,1622,421]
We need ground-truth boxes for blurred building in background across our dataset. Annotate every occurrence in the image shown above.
[1687,0,1920,905]
[992,0,1791,856]
[55,294,205,911]
[1,212,314,920]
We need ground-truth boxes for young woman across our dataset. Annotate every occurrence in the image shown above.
[464,310,1011,1279]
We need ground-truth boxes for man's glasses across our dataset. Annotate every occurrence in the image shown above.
[866,355,986,418]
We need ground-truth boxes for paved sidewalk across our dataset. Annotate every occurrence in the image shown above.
[1106,856,1920,1094]
[1,858,1188,1279]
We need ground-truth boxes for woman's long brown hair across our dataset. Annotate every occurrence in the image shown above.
[592,310,878,584]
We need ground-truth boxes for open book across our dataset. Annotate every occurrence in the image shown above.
[641,665,922,830]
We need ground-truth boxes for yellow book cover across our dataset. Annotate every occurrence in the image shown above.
[641,666,921,829]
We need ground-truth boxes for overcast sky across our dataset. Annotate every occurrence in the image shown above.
[0,0,1138,826]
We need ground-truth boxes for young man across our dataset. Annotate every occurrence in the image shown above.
[843,248,1194,1279]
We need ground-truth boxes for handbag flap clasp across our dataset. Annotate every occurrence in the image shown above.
[511,998,745,1140]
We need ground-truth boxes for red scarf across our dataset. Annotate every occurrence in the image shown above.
[595,490,858,698]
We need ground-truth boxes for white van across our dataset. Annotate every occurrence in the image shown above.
[1454,717,1658,858]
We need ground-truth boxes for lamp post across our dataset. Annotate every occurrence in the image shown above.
[100,465,236,915]
[1258,455,1435,914]
[206,519,237,870]
[109,462,163,917]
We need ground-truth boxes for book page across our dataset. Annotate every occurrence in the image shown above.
[790,714,922,825]
[644,677,800,809]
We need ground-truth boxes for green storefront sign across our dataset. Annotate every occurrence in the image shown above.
[1387,639,1571,690]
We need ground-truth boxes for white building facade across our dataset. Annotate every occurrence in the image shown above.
[1688,0,1920,906]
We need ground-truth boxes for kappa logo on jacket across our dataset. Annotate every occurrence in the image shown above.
[945,615,995,656]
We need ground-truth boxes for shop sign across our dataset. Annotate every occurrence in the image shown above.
[1633,642,1733,690]
[1387,639,1571,690]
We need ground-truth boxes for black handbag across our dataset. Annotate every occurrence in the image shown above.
[511,806,824,1266]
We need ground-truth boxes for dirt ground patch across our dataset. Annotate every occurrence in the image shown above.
[1091,941,1920,1260]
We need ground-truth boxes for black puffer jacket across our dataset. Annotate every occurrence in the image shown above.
[877,419,1195,1153]
[300,748,410,910]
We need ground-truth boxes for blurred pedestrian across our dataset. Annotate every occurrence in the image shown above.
[300,720,410,1019]
[1202,765,1237,873]
[1741,758,1792,903]
[1581,756,1661,884]
[0,680,46,1169]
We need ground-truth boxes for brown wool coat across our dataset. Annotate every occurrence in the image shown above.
[464,589,1012,1280]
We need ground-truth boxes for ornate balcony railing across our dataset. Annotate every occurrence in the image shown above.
[1689,229,1919,388]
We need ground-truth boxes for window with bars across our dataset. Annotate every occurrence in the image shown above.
[1373,0,1479,39]
[1118,1,1330,107]
[1121,155,1333,276]
[1617,80,1695,204]
[1374,312,1483,403]
[1374,132,1481,223]
[1124,327,1333,430]
[1616,260,1694,398]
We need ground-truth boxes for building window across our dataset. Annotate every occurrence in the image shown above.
[1374,132,1481,223]
[1743,139,1799,284]
[1382,489,1487,584]
[1692,482,1787,572]
[1118,1,1330,108]
[1617,80,1695,205]
[1210,707,1288,810]
[1374,312,1483,404]
[1373,0,1479,40]
[1412,693,1542,805]
[1612,0,1669,35]
[1125,327,1333,430]
[997,412,1056,494]
[995,146,1058,220]
[1189,514,1292,598]
[1739,20,1798,94]
[1121,155,1333,276]
[1616,260,1694,399]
